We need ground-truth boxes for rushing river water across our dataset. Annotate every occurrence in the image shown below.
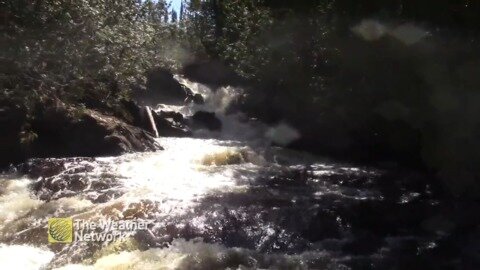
[0,78,478,269]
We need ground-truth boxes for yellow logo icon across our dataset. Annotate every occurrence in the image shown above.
[48,218,73,243]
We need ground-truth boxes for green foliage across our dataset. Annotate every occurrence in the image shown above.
[189,0,273,78]
[0,0,199,113]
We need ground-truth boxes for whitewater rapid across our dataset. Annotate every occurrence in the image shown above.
[0,77,448,269]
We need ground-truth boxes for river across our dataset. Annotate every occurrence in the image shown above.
[0,78,473,269]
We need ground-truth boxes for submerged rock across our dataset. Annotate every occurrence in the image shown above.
[21,158,70,179]
[23,157,123,202]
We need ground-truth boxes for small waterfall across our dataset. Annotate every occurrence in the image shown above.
[145,106,159,138]
[170,76,269,141]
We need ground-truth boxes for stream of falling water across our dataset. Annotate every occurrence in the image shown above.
[0,78,460,269]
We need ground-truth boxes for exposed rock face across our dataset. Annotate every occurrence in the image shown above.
[190,111,222,131]
[134,68,193,106]
[33,101,160,157]
[120,99,145,127]
[0,99,161,168]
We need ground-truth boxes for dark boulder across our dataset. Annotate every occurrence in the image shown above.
[193,94,205,105]
[21,158,69,179]
[134,68,193,106]
[158,111,186,124]
[153,111,192,137]
[190,111,222,131]
[185,93,205,105]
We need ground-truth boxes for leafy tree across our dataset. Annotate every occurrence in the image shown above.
[0,0,202,147]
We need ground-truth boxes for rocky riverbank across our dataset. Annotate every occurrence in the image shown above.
[0,67,225,170]
[0,98,160,169]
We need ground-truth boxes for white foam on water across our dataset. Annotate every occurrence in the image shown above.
[0,195,94,242]
[55,238,327,270]
[0,244,54,270]
[95,137,259,217]
[0,76,383,269]
[158,76,237,117]
[0,178,42,230]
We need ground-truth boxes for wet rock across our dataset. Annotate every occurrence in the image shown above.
[184,92,204,105]
[92,191,119,203]
[32,173,90,200]
[27,158,123,201]
[190,111,222,131]
[156,117,192,137]
[134,68,193,105]
[153,111,192,137]
[158,111,186,124]
[193,93,205,105]
[134,229,173,249]
[22,159,67,178]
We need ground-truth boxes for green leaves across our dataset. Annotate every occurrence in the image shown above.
[1,0,195,111]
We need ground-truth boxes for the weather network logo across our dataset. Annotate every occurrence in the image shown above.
[48,218,73,243]
[47,217,151,243]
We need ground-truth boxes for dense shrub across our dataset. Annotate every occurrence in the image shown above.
[0,0,200,145]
